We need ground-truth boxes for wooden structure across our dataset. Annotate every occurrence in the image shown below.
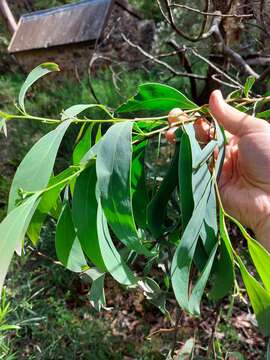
[0,0,154,72]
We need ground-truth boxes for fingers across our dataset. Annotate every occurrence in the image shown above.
[209,90,270,137]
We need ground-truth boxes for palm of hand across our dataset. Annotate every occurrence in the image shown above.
[220,130,270,232]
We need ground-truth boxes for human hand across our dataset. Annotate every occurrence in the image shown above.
[167,90,270,251]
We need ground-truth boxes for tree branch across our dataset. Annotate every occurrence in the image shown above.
[121,33,207,80]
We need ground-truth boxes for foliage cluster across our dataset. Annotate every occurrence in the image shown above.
[1,63,270,358]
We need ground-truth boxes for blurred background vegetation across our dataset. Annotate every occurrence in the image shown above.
[0,0,269,358]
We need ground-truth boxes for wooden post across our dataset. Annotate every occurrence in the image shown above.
[0,0,17,34]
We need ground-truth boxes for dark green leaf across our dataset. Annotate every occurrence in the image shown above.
[147,142,180,238]
[210,210,235,300]
[96,121,151,256]
[131,140,149,229]
[56,202,87,273]
[73,124,93,165]
[116,83,196,114]
[72,164,106,271]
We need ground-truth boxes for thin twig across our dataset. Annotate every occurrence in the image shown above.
[170,3,253,18]
[121,33,207,80]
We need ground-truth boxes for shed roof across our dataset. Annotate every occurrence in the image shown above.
[8,0,113,53]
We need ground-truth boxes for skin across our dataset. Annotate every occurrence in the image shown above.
[166,89,270,251]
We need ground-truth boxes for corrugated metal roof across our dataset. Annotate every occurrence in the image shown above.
[8,0,114,53]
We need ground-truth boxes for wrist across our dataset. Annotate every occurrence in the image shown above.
[254,217,270,252]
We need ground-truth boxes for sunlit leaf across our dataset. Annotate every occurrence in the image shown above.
[237,256,270,336]
[0,193,40,295]
[8,119,72,213]
[96,121,151,256]
[117,83,196,114]
[19,63,60,113]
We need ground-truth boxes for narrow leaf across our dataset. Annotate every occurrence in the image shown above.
[72,164,106,271]
[73,124,93,165]
[56,202,87,273]
[0,193,40,295]
[19,63,60,113]
[86,268,106,311]
[244,76,256,97]
[96,198,137,286]
[237,256,270,336]
[8,119,72,212]
[96,122,151,256]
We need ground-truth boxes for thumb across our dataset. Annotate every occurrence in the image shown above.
[209,90,269,137]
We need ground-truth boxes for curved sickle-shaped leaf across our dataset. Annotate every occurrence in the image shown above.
[171,181,211,314]
[188,243,218,314]
[56,201,87,273]
[116,83,196,114]
[96,198,137,286]
[0,193,40,295]
[210,210,235,300]
[237,255,270,336]
[96,121,151,256]
[147,142,180,238]
[19,63,60,113]
[72,164,106,271]
[8,119,72,213]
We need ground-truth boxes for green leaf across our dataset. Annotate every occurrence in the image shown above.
[210,210,235,300]
[147,142,180,238]
[116,83,197,114]
[131,140,149,229]
[188,243,218,314]
[96,122,151,256]
[27,167,77,245]
[55,202,87,273]
[248,239,270,293]
[177,338,194,360]
[8,119,72,213]
[0,193,40,295]
[237,256,270,336]
[61,104,112,120]
[244,76,256,97]
[95,124,102,144]
[96,198,137,286]
[19,63,60,113]
[138,278,168,314]
[257,109,270,119]
[171,180,211,313]
[227,213,270,294]
[73,124,94,165]
[72,164,106,271]
[86,268,106,311]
